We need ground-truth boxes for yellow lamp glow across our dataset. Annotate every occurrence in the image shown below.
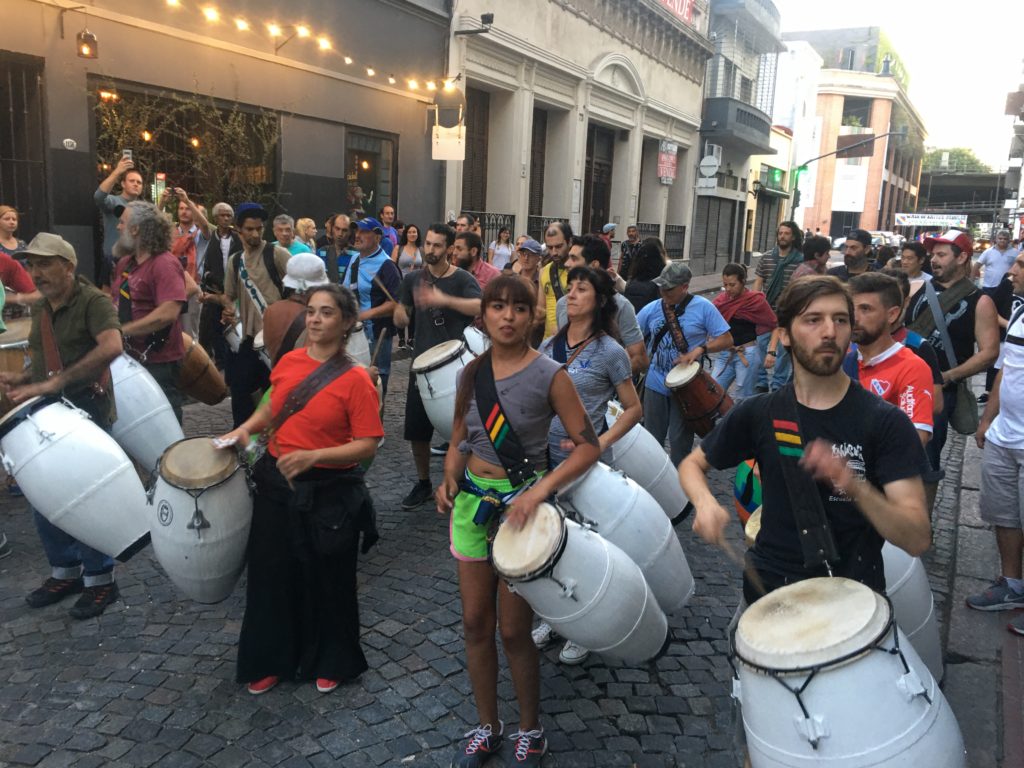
[408,79,418,90]
[426,81,437,91]
[317,36,331,50]
[190,137,200,148]
[343,56,353,65]
[141,130,153,142]
[296,25,310,38]
[267,22,282,37]
[202,7,219,23]
[234,18,249,31]
[388,75,396,85]
[366,67,376,77]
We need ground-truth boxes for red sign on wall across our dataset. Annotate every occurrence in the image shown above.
[657,0,695,26]
[658,140,678,185]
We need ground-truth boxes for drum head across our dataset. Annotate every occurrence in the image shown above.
[412,340,466,373]
[735,577,891,670]
[0,396,47,438]
[0,318,32,348]
[665,361,700,389]
[160,437,238,489]
[491,502,564,580]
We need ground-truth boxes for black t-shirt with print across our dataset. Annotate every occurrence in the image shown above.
[700,383,925,599]
[906,280,981,375]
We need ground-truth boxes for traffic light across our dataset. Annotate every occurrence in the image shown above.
[770,168,783,187]
[793,189,802,209]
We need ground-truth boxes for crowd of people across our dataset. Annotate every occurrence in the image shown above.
[1,153,1022,766]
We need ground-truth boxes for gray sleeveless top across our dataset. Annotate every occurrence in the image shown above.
[459,354,563,474]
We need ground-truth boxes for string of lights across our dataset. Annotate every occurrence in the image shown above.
[157,0,457,93]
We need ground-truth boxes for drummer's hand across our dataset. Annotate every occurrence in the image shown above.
[675,349,702,367]
[435,475,459,515]
[692,501,731,547]
[763,351,775,369]
[366,365,380,385]
[215,427,250,450]
[414,282,448,309]
[800,439,856,494]
[276,449,319,481]
[7,378,59,405]
[504,486,547,530]
[221,307,236,324]
[199,292,220,305]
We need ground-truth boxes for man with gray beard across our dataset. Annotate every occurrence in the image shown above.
[111,201,187,422]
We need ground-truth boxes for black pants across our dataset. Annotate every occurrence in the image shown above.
[223,340,270,428]
[236,457,369,684]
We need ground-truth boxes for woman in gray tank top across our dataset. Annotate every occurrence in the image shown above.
[435,275,601,766]
[391,223,423,276]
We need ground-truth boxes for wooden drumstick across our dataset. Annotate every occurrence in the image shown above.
[719,538,769,598]
[369,326,389,366]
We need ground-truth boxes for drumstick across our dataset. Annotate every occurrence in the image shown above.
[369,327,389,366]
[719,538,769,598]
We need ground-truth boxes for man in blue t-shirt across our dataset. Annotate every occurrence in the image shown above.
[272,214,313,256]
[636,262,732,466]
[350,217,402,402]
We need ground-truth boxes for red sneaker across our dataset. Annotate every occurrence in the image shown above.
[316,678,339,693]
[246,676,279,695]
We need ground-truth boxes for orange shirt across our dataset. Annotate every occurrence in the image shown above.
[856,342,934,434]
[269,349,384,464]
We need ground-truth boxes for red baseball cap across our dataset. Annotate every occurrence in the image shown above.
[924,229,973,254]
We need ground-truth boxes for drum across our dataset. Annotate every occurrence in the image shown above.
[605,407,690,523]
[0,318,33,417]
[733,577,965,767]
[110,355,185,471]
[148,437,253,604]
[0,397,149,561]
[463,326,490,357]
[743,505,761,549]
[664,361,733,437]
[223,321,243,354]
[177,333,227,405]
[253,331,272,370]
[492,502,668,663]
[349,321,371,367]
[883,542,944,684]
[412,339,475,441]
[556,462,694,613]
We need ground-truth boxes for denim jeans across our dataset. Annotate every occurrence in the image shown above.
[33,509,114,586]
[756,332,793,391]
[712,345,760,401]
[925,385,957,483]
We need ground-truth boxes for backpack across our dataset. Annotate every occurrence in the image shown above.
[231,242,284,296]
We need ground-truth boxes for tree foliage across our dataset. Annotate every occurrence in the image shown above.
[922,147,992,173]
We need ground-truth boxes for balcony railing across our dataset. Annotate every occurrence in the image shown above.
[527,215,570,241]
[462,211,517,252]
[701,96,774,155]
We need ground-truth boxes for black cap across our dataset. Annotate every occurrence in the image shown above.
[847,229,872,247]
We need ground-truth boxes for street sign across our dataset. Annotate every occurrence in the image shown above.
[698,155,720,178]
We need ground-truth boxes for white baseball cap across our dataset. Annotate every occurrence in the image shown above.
[282,253,330,291]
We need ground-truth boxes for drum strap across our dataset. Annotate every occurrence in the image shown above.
[270,354,355,437]
[550,261,565,301]
[40,307,112,396]
[273,306,308,367]
[767,385,841,572]
[654,295,695,355]
[550,331,600,367]
[474,354,536,487]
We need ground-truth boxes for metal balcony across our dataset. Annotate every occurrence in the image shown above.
[700,96,775,155]
[710,0,783,54]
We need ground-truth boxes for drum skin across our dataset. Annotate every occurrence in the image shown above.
[882,543,944,684]
[665,362,733,437]
[0,399,149,561]
[557,462,694,613]
[148,438,253,604]
[413,340,475,441]
[734,578,966,767]
[178,333,227,405]
[0,317,33,417]
[604,411,689,522]
[110,355,185,470]
[493,507,668,664]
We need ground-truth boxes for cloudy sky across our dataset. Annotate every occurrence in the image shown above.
[773,0,1023,170]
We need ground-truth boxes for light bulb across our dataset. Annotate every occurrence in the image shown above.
[202,7,219,23]
[296,25,310,38]
[235,18,249,31]
[317,37,331,50]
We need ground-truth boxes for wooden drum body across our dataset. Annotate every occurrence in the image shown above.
[0,318,33,417]
[491,502,668,663]
[664,361,733,437]
[178,333,227,405]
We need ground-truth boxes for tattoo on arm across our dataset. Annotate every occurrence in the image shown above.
[577,420,600,448]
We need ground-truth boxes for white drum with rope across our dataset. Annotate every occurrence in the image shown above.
[883,542,944,684]
[463,326,490,357]
[110,354,184,470]
[349,321,371,367]
[491,502,668,664]
[556,462,694,613]
[0,397,150,561]
[412,339,475,441]
[733,577,965,767]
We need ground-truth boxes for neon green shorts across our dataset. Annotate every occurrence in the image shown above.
[449,471,518,562]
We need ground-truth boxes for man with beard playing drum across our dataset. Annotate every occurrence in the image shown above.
[436,275,600,767]
[680,275,931,604]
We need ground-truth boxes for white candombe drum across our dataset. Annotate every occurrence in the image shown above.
[463,326,490,357]
[734,577,965,767]
[253,331,272,370]
[606,402,690,523]
[110,354,185,470]
[883,542,944,683]
[148,437,253,603]
[0,397,149,561]
[412,339,475,441]
[557,462,694,613]
[223,321,243,354]
[349,321,371,367]
[492,502,668,663]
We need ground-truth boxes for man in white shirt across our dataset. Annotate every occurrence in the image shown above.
[975,230,1019,292]
[967,250,1024,637]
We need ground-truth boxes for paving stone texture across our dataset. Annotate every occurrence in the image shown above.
[0,352,991,766]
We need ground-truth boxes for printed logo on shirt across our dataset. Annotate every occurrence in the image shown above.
[829,441,866,502]
[869,379,891,398]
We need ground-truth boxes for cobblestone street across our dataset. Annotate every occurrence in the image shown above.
[0,352,980,767]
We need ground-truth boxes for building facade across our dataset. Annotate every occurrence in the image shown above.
[691,0,783,275]
[772,41,822,232]
[443,0,714,260]
[745,125,793,255]
[3,0,448,280]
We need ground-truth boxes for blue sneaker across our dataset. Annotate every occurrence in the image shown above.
[451,721,503,768]
[966,577,1024,611]
[509,728,546,766]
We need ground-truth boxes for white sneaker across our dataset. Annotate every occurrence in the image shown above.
[558,641,590,665]
[531,622,556,649]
